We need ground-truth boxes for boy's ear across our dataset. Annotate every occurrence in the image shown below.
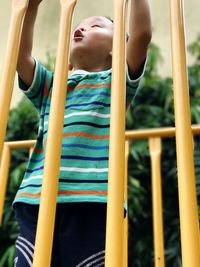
[68,63,73,71]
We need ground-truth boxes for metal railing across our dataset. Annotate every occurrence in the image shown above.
[0,0,200,266]
[1,125,200,266]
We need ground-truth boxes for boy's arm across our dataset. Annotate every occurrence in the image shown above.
[127,0,152,79]
[17,0,42,87]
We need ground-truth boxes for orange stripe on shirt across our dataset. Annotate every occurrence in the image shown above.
[33,147,43,153]
[16,192,41,198]
[68,83,111,91]
[43,79,49,96]
[16,190,107,198]
[63,132,109,139]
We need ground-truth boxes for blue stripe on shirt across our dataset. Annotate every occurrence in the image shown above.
[61,155,108,161]
[30,144,109,163]
[67,92,111,100]
[19,179,108,190]
[66,101,110,109]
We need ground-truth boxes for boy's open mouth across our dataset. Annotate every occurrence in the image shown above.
[74,29,84,41]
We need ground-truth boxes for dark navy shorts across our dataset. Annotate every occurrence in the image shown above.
[14,203,106,267]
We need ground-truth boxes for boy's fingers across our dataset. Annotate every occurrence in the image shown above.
[29,0,43,3]
[28,0,43,7]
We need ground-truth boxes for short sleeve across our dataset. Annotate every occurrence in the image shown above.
[126,59,147,108]
[18,59,53,113]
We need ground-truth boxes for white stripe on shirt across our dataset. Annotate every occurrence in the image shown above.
[60,167,108,173]
[44,111,110,126]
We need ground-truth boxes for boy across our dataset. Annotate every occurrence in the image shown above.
[13,0,151,266]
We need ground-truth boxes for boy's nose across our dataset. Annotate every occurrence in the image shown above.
[74,29,84,38]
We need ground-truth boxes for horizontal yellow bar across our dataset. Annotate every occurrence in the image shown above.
[3,124,200,150]
[4,140,35,149]
[125,125,200,140]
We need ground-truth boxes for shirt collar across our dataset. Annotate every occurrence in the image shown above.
[71,70,89,76]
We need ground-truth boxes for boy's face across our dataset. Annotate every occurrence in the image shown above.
[70,16,113,69]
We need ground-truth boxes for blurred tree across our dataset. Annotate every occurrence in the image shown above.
[0,37,200,266]
[127,37,200,267]
[0,97,38,267]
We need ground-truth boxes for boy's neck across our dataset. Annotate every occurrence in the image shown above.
[71,55,112,73]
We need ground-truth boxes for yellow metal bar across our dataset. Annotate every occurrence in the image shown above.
[123,141,129,267]
[5,140,35,149]
[126,127,176,140]
[0,141,34,225]
[124,141,129,210]
[105,0,128,266]
[125,125,200,140]
[0,0,29,161]
[32,0,77,266]
[169,0,200,266]
[2,124,200,150]
[0,145,11,225]
[149,138,165,267]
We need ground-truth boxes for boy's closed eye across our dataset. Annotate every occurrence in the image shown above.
[91,25,102,28]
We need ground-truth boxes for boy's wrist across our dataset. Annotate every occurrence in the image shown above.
[26,0,42,17]
[28,0,42,9]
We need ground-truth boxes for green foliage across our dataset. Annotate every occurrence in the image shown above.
[127,40,200,267]
[41,49,56,71]
[1,39,200,266]
[188,35,200,65]
[0,98,38,266]
[188,35,200,125]
[6,97,39,142]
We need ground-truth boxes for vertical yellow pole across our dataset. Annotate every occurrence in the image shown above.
[32,1,77,266]
[105,0,128,266]
[169,0,200,266]
[0,0,29,161]
[149,138,165,267]
[123,141,129,267]
[0,144,11,225]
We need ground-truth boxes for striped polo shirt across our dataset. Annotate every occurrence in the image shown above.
[13,59,144,205]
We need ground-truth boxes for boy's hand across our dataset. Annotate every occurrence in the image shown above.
[30,0,43,3]
[28,0,43,7]
[17,0,43,86]
[127,0,152,79]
